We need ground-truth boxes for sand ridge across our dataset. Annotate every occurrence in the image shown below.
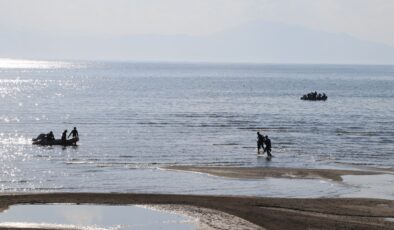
[165,165,380,181]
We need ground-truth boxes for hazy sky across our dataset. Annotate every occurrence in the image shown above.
[0,0,393,46]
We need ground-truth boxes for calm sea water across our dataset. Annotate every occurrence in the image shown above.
[0,60,393,194]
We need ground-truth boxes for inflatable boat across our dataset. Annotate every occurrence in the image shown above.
[32,137,79,146]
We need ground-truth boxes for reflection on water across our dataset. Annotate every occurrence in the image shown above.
[0,204,195,230]
[0,58,78,69]
[0,61,393,194]
[341,174,394,200]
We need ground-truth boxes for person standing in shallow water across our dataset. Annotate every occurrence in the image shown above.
[61,130,67,145]
[264,135,272,158]
[257,132,265,154]
[68,127,79,139]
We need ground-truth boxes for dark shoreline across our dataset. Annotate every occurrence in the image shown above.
[1,193,393,229]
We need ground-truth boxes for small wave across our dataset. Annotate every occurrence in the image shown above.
[335,129,394,137]
[119,155,136,158]
[212,143,239,146]
[276,142,294,145]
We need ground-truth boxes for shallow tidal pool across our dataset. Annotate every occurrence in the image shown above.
[0,204,196,230]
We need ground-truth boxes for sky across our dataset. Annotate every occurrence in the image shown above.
[0,0,393,45]
[0,0,393,63]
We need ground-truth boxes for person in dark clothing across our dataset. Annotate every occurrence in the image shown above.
[46,131,55,141]
[68,127,79,139]
[257,132,265,154]
[61,130,67,145]
[33,133,46,141]
[264,135,272,157]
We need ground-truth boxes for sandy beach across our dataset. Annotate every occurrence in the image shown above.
[165,165,382,181]
[0,191,393,230]
[1,166,394,229]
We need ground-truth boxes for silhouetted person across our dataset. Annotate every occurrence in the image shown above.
[68,127,79,139]
[264,135,272,157]
[46,131,55,141]
[33,133,46,141]
[61,130,67,145]
[257,132,265,154]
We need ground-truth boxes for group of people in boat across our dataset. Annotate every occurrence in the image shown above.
[301,91,327,101]
[256,132,272,157]
[33,127,79,146]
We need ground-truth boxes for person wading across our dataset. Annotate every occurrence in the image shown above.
[264,135,272,158]
[68,127,79,139]
[257,132,265,154]
[61,130,67,145]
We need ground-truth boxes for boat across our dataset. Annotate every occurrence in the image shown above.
[301,91,327,101]
[32,137,79,146]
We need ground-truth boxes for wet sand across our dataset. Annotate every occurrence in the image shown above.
[0,193,394,230]
[165,165,381,181]
[1,166,392,229]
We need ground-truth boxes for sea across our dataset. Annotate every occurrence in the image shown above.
[0,59,393,197]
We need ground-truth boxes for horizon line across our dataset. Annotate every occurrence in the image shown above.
[1,57,394,67]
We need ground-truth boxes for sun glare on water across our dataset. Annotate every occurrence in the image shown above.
[0,58,73,69]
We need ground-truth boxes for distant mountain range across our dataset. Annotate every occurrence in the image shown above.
[1,20,394,64]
